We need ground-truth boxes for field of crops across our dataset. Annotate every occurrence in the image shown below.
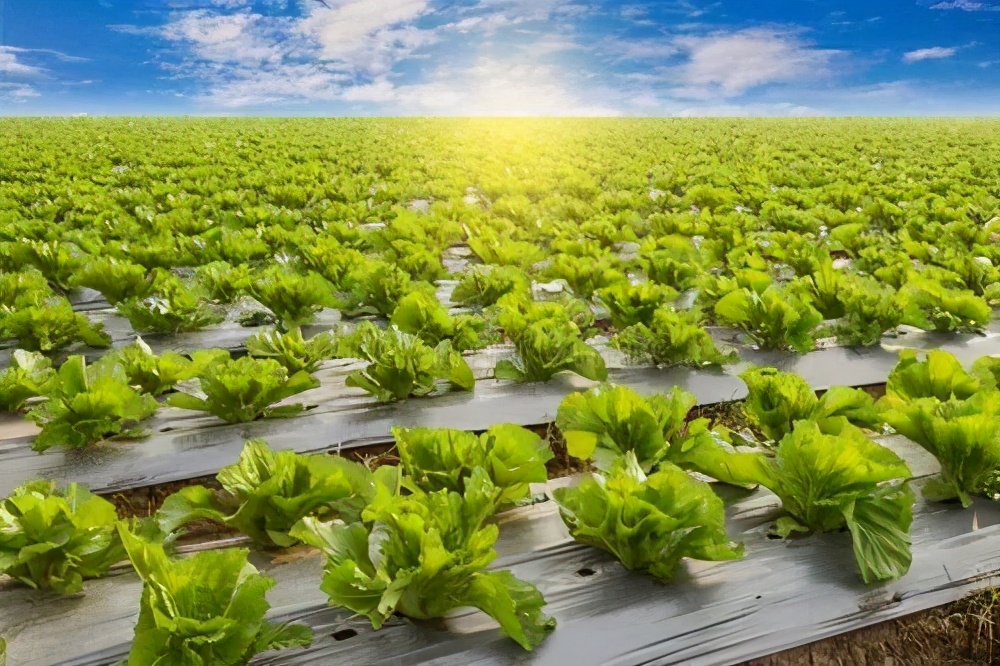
[2,118,1000,666]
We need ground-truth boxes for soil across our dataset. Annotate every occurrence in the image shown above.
[742,588,1000,666]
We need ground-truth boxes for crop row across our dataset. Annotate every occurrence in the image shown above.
[3,348,999,664]
[3,119,1000,373]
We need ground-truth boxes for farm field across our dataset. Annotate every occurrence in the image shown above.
[3,117,1000,665]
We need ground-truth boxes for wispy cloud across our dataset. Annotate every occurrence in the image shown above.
[668,28,842,98]
[929,0,1000,11]
[902,46,958,62]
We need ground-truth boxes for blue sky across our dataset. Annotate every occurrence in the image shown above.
[1,0,998,116]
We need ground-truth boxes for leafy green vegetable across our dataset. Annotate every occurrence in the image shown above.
[611,307,734,367]
[451,264,530,307]
[290,469,556,651]
[596,281,678,329]
[696,421,914,584]
[119,528,312,666]
[552,452,743,581]
[881,349,982,404]
[159,439,392,547]
[94,338,226,395]
[118,276,224,334]
[543,253,626,298]
[881,391,1000,507]
[167,356,319,423]
[0,297,111,352]
[195,260,252,303]
[27,355,159,452]
[555,383,719,472]
[245,326,338,374]
[0,349,55,412]
[0,480,124,594]
[714,284,823,353]
[495,318,607,383]
[740,367,881,442]
[72,257,155,306]
[247,267,336,329]
[344,323,474,402]
[832,277,904,347]
[390,291,484,351]
[394,424,553,509]
[900,277,990,333]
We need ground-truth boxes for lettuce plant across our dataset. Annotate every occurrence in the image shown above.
[0,269,53,309]
[72,257,155,306]
[639,235,703,291]
[900,277,990,333]
[882,391,1000,506]
[713,285,823,352]
[245,326,338,374]
[0,297,111,352]
[596,281,678,329]
[297,236,366,288]
[611,307,734,368]
[290,470,556,651]
[118,276,224,334]
[451,264,529,307]
[168,356,319,423]
[118,529,313,666]
[740,367,881,442]
[390,291,483,351]
[556,383,719,472]
[14,240,82,293]
[492,292,597,340]
[553,452,743,581]
[698,421,914,584]
[495,318,607,383]
[0,350,55,412]
[247,267,337,329]
[832,277,904,347]
[880,349,982,404]
[94,338,227,395]
[543,253,626,298]
[344,323,474,402]
[27,355,159,452]
[159,439,393,547]
[0,480,124,594]
[342,261,425,317]
[878,350,1000,506]
[394,424,553,509]
[195,260,252,303]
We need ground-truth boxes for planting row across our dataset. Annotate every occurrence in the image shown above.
[4,349,1000,664]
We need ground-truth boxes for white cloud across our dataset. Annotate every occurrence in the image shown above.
[0,82,41,102]
[902,46,958,62]
[161,11,284,63]
[0,48,45,77]
[669,28,841,98]
[930,0,1000,10]
[296,0,434,73]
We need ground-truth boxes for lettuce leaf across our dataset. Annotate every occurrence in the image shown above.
[344,323,474,402]
[245,326,338,374]
[119,529,312,666]
[167,356,319,423]
[394,424,553,509]
[696,421,913,584]
[0,480,124,594]
[27,355,159,452]
[0,349,55,412]
[290,469,556,651]
[158,439,391,547]
[553,452,743,581]
[495,318,607,383]
[740,367,881,442]
[555,383,721,473]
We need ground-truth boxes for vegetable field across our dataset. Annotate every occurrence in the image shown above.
[2,117,1000,665]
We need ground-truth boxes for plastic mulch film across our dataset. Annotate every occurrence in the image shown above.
[2,437,999,666]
